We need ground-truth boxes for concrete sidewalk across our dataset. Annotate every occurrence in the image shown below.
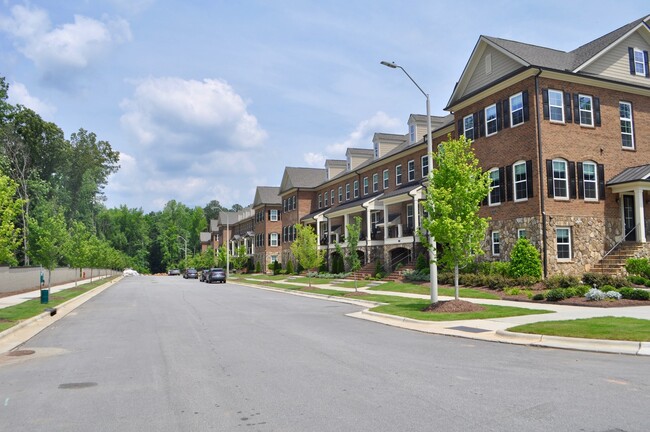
[0,276,112,309]
[233,277,650,356]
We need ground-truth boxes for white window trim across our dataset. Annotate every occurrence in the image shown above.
[485,104,498,137]
[509,92,524,127]
[548,89,565,123]
[582,161,598,202]
[620,101,635,150]
[517,229,527,239]
[354,180,359,198]
[409,124,416,144]
[491,231,501,256]
[396,164,402,186]
[324,191,329,207]
[552,159,569,201]
[463,114,474,139]
[556,227,572,261]
[363,177,369,195]
[634,48,646,76]
[513,161,528,202]
[383,169,389,189]
[318,194,322,209]
[331,189,335,205]
[338,186,343,203]
[346,184,350,200]
[488,168,501,206]
[270,233,279,247]
[270,210,278,221]
[578,94,594,127]
[421,155,429,178]
[406,204,414,229]
[372,173,378,193]
[407,160,415,182]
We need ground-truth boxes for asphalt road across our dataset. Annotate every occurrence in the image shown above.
[0,276,649,432]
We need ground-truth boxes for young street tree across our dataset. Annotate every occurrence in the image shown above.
[290,223,324,287]
[420,135,491,301]
[28,208,68,289]
[344,216,362,291]
[0,173,24,265]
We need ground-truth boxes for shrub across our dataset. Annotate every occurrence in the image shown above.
[403,270,429,282]
[563,287,579,298]
[606,290,622,300]
[512,275,539,287]
[375,260,384,278]
[415,253,428,272]
[545,288,566,302]
[629,289,650,300]
[509,238,542,280]
[503,287,521,296]
[573,285,590,297]
[255,262,261,273]
[285,260,294,275]
[585,288,606,301]
[438,272,455,285]
[544,274,580,289]
[625,257,650,278]
[627,275,649,286]
[487,275,509,290]
[582,273,627,289]
[478,261,510,276]
[532,293,545,301]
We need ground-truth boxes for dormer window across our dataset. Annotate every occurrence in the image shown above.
[409,124,416,144]
[374,142,379,158]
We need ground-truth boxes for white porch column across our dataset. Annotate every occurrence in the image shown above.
[315,218,321,240]
[383,203,388,240]
[412,194,420,232]
[635,188,646,242]
[365,207,372,241]
[344,214,349,241]
[328,218,332,246]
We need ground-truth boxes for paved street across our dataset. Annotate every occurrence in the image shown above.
[0,276,649,431]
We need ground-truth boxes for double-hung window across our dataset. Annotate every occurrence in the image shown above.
[383,169,389,189]
[552,159,568,199]
[407,160,415,182]
[345,184,350,200]
[331,189,335,205]
[491,231,500,256]
[513,162,528,201]
[634,48,646,75]
[463,114,474,139]
[582,161,597,201]
[578,94,593,126]
[324,191,328,207]
[395,164,402,185]
[548,89,564,122]
[353,180,359,198]
[489,168,501,205]
[485,104,498,136]
[318,194,322,209]
[363,177,369,195]
[372,173,378,192]
[620,101,634,149]
[270,233,278,247]
[338,186,343,203]
[406,204,414,230]
[510,93,524,126]
[556,227,571,260]
[421,155,429,177]
[270,210,278,221]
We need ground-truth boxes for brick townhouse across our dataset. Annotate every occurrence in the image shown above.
[251,186,282,271]
[448,14,650,276]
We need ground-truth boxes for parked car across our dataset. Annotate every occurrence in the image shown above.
[183,268,198,279]
[168,269,181,276]
[200,269,211,282]
[207,268,226,284]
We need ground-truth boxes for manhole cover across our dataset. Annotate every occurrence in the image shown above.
[58,382,98,389]
[7,350,35,357]
[446,326,490,333]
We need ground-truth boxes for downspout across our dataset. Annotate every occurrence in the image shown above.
[534,69,548,278]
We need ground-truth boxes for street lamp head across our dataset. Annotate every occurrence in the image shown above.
[380,61,398,69]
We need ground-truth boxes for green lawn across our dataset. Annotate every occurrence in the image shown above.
[0,277,117,333]
[508,316,650,342]
[369,281,500,300]
[332,280,371,289]
[284,277,331,285]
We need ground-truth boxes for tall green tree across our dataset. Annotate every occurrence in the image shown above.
[420,135,491,301]
[230,245,248,272]
[290,224,324,287]
[64,221,92,285]
[0,173,24,265]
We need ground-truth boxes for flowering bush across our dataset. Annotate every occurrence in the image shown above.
[585,288,605,301]
[606,290,622,300]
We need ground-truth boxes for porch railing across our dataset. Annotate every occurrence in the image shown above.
[602,223,639,260]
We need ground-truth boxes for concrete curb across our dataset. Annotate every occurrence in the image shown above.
[534,335,643,355]
[0,276,121,354]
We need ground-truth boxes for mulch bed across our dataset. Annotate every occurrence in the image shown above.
[502,293,648,308]
[422,299,486,313]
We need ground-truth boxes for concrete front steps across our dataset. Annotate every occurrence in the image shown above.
[592,242,643,275]
[349,262,415,281]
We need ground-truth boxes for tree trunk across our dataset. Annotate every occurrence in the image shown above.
[454,263,460,300]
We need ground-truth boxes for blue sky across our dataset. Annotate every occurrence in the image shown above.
[1,1,648,212]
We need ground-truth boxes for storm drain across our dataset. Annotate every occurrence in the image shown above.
[58,382,98,390]
[446,326,490,333]
[7,350,35,357]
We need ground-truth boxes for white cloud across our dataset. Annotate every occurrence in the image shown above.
[7,81,56,119]
[304,152,325,167]
[0,4,131,82]
[326,111,402,156]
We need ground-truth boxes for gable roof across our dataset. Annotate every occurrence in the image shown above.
[447,15,650,109]
[279,167,327,193]
[253,186,281,207]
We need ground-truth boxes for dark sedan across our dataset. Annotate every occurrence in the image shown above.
[207,268,226,284]
[183,268,198,279]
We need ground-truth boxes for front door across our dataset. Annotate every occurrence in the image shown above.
[623,195,636,241]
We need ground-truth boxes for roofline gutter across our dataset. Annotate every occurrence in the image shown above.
[534,68,548,278]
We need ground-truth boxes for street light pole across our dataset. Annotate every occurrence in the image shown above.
[381,60,438,303]
[178,235,188,265]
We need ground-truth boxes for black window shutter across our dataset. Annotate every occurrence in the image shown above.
[645,51,650,78]
[629,47,636,75]
[496,101,502,131]
[569,161,576,199]
[457,119,463,138]
[499,167,506,202]
[564,92,572,122]
[546,160,554,197]
[573,94,580,124]
[505,165,513,201]
[478,110,485,138]
[594,97,601,126]
[526,160,534,198]
[482,195,488,206]
[522,90,530,122]
[472,113,479,140]
[268,234,271,245]
[577,162,584,199]
[502,99,510,128]
[542,89,549,120]
[598,164,605,200]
